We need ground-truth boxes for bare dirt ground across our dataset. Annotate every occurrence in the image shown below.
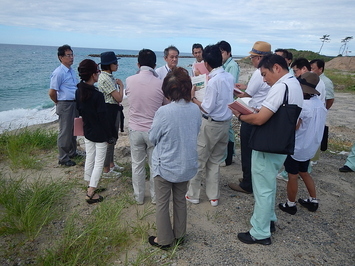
[1,58,355,265]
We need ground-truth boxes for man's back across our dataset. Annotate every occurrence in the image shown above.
[126,69,164,131]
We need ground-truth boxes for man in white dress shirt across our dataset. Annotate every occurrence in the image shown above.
[155,45,179,80]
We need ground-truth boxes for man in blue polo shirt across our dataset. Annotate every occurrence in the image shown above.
[49,44,79,166]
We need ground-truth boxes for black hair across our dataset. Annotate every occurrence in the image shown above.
[309,59,325,72]
[57,44,72,57]
[291,58,311,71]
[274,49,289,59]
[77,59,98,102]
[217,40,232,57]
[192,43,203,53]
[203,44,223,69]
[258,54,289,71]
[164,45,180,57]
[138,49,156,68]
[287,51,293,61]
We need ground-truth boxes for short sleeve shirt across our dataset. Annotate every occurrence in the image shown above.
[97,71,118,104]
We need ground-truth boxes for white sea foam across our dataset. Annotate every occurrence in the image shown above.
[0,107,58,133]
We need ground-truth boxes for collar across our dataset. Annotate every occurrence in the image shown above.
[223,57,233,68]
[208,66,224,78]
[137,66,159,77]
[61,63,71,72]
[101,71,113,77]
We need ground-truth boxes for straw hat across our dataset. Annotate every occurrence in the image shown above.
[249,41,272,56]
[298,72,320,95]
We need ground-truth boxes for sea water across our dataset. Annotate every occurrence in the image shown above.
[0,43,196,133]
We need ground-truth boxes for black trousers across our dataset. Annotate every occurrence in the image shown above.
[239,121,253,193]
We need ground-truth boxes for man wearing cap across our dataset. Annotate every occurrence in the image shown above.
[279,72,327,215]
[98,51,124,177]
[230,54,303,245]
[49,44,79,167]
[228,41,271,194]
[125,49,168,205]
[156,45,179,80]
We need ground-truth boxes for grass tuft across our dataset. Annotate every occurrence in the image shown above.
[0,175,73,240]
[39,198,131,265]
[0,128,57,169]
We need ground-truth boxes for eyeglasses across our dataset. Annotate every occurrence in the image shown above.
[63,54,74,58]
[249,56,260,60]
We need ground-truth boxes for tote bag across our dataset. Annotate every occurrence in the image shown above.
[249,84,302,155]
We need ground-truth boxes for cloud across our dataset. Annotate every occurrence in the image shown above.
[0,0,354,55]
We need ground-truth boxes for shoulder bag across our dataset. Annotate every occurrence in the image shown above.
[249,84,302,155]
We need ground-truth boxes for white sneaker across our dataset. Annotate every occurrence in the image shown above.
[185,195,199,204]
[210,199,219,207]
[102,170,121,178]
[111,164,124,172]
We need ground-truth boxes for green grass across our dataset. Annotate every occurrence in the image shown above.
[39,199,131,265]
[0,175,73,240]
[0,128,57,169]
[324,69,355,92]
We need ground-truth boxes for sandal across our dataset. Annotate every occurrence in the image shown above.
[86,193,104,204]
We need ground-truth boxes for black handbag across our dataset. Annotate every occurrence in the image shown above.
[249,84,302,155]
[320,125,328,151]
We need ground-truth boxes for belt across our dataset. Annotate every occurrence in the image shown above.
[58,100,76,102]
[202,114,226,122]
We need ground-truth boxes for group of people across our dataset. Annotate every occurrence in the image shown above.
[48,39,346,248]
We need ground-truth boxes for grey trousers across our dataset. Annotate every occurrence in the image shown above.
[56,101,78,163]
[155,175,188,246]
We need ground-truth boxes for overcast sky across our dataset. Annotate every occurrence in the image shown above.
[0,0,353,56]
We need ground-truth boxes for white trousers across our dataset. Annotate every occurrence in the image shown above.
[84,138,108,188]
[129,129,155,203]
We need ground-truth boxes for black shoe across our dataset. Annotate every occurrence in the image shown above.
[175,236,186,246]
[298,198,318,212]
[148,236,172,250]
[237,232,271,245]
[58,160,76,167]
[270,221,276,233]
[339,165,353,172]
[86,193,103,204]
[278,202,297,215]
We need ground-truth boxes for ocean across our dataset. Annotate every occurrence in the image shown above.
[0,43,198,133]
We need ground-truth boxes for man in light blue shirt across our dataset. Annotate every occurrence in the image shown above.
[49,44,79,167]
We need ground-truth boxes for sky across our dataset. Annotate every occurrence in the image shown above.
[0,0,354,56]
